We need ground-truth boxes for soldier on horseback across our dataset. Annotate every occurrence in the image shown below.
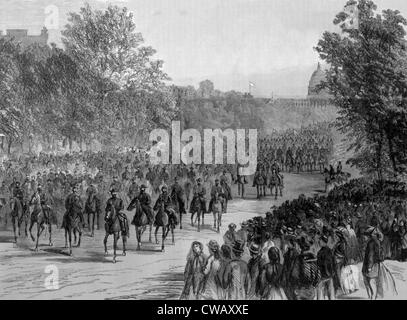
[128,184,154,224]
[63,184,84,227]
[170,177,186,215]
[105,188,129,237]
[191,178,207,213]
[209,179,224,213]
[220,170,232,201]
[12,181,25,212]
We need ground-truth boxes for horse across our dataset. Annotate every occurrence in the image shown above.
[184,179,193,211]
[9,198,29,243]
[62,207,83,256]
[85,194,100,237]
[104,205,128,263]
[268,171,284,200]
[28,196,53,251]
[170,190,183,229]
[190,194,204,232]
[220,180,231,213]
[129,199,153,250]
[154,201,177,252]
[211,193,223,233]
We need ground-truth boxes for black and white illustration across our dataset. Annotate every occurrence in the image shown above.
[0,0,405,300]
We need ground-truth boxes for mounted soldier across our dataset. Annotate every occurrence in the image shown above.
[85,184,101,235]
[220,170,232,201]
[170,177,186,215]
[208,178,225,213]
[105,188,129,238]
[128,184,154,224]
[62,184,84,229]
[191,178,207,214]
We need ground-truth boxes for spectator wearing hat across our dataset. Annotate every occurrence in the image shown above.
[223,223,237,249]
[217,245,233,299]
[202,240,222,300]
[223,239,251,300]
[362,227,385,300]
[258,247,286,300]
[316,234,336,300]
[247,243,265,299]
[333,230,348,292]
[290,237,320,300]
[236,221,249,247]
[281,230,299,300]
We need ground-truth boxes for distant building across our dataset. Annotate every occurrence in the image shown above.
[0,27,48,47]
[307,62,331,99]
[271,62,334,110]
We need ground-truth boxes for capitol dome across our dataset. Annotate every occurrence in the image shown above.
[307,62,331,99]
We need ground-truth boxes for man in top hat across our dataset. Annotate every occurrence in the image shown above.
[317,234,336,300]
[223,239,251,299]
[223,223,238,248]
[105,187,128,237]
[247,243,265,299]
[128,184,153,224]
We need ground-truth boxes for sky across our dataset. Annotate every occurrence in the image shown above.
[1,0,407,96]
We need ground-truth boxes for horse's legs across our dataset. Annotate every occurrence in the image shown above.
[35,223,44,251]
[171,226,174,244]
[68,230,73,256]
[135,227,140,250]
[48,223,53,246]
[122,234,127,256]
[197,211,201,232]
[103,233,109,255]
[29,220,35,242]
[191,212,194,226]
[213,213,216,229]
[11,217,18,243]
[113,233,117,263]
[73,229,77,245]
[64,229,68,248]
[76,229,82,247]
[179,210,183,230]
[90,213,95,237]
[154,226,159,244]
[149,223,152,243]
[161,227,166,252]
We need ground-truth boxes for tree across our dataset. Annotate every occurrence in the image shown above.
[315,0,407,180]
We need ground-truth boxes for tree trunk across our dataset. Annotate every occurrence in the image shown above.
[387,135,398,178]
[376,134,384,182]
[7,137,12,155]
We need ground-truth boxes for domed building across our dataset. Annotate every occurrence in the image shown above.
[307,62,331,99]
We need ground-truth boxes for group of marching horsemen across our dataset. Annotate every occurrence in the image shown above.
[4,163,235,252]
[258,123,333,174]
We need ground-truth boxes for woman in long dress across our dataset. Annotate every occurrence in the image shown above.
[257,247,287,300]
[201,240,222,300]
[180,241,207,300]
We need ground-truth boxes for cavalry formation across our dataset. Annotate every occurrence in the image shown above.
[0,123,341,264]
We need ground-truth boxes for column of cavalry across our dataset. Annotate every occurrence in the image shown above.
[2,157,235,263]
